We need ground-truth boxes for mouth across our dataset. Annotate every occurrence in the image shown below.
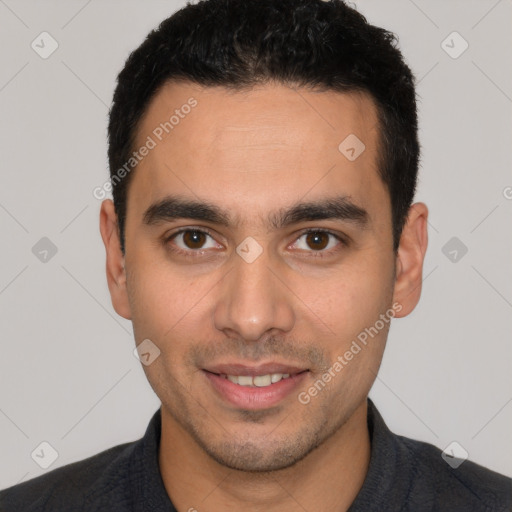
[202,363,310,410]
[208,372,302,387]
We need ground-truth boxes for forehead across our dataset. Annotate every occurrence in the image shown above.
[128,81,387,228]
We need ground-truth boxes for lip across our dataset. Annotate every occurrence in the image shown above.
[203,362,308,377]
[203,368,309,410]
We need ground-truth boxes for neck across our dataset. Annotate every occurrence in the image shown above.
[158,400,371,512]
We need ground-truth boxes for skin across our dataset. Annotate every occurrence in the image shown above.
[100,81,428,511]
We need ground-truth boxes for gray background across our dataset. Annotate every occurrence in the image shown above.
[1,0,511,489]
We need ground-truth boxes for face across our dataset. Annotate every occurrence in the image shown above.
[101,81,427,473]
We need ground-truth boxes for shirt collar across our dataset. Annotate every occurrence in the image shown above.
[136,399,409,511]
[136,406,177,512]
[348,398,413,511]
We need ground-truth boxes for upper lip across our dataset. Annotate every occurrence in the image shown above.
[203,362,309,377]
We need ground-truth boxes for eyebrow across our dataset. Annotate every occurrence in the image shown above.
[142,194,369,230]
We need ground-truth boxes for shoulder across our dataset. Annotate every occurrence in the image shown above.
[398,434,512,511]
[0,440,137,512]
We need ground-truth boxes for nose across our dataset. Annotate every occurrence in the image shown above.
[213,246,295,342]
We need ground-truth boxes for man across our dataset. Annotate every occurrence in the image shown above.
[1,0,510,510]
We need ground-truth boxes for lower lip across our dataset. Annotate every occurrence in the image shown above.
[203,370,309,410]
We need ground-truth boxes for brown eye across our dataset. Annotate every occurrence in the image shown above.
[305,231,330,251]
[166,229,221,257]
[182,230,207,249]
[291,229,345,257]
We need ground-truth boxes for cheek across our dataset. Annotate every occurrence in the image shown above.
[294,257,393,339]
[306,267,392,398]
[126,251,215,342]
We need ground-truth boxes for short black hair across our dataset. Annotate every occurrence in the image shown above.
[108,0,419,254]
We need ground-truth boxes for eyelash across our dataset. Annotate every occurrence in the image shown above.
[164,227,347,259]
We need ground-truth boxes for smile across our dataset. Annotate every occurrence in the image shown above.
[217,373,292,387]
[203,369,309,409]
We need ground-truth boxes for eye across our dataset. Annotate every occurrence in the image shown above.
[164,227,347,259]
[290,229,345,256]
[166,228,222,257]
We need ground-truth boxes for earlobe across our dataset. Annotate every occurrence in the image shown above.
[392,202,429,318]
[99,199,132,320]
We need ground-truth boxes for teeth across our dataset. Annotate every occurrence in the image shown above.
[223,373,291,387]
[237,375,253,386]
[253,375,272,387]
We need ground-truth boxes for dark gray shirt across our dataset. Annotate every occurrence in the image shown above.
[1,400,511,511]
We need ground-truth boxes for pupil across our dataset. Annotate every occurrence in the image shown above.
[307,232,328,250]
[184,230,204,249]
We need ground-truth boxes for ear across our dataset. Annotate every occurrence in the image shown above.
[392,202,429,317]
[99,199,132,320]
